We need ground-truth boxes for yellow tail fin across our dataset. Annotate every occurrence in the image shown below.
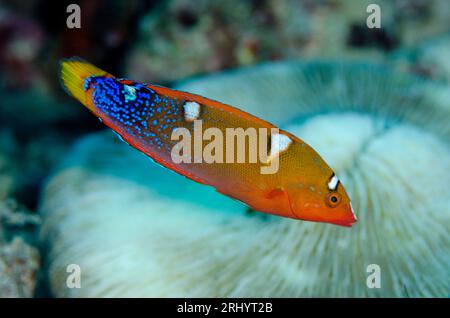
[60,57,112,110]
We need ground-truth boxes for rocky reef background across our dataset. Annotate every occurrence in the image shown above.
[0,0,449,297]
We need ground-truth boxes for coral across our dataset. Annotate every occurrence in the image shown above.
[0,129,41,298]
[391,34,450,83]
[0,199,40,298]
[0,4,44,89]
[126,0,450,82]
[0,237,40,298]
[40,61,450,297]
[126,0,366,82]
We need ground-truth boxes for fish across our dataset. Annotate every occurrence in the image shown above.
[60,57,357,227]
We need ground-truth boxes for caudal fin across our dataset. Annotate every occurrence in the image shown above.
[60,57,112,109]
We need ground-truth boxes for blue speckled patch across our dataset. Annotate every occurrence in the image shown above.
[84,76,182,151]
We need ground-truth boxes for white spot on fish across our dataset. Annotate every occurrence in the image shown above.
[123,84,137,101]
[183,101,201,121]
[267,133,292,162]
[328,174,339,191]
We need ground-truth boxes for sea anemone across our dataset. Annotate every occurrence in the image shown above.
[40,61,450,297]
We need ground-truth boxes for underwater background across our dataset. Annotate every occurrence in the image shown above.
[0,0,449,297]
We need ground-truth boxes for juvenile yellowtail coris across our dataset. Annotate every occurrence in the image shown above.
[60,58,357,227]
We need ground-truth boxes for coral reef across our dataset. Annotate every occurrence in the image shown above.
[0,0,448,298]
[0,129,41,298]
[391,34,450,83]
[0,194,40,298]
[126,0,450,82]
[40,61,449,297]
[0,236,40,298]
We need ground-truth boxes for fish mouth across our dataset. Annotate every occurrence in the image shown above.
[315,202,358,227]
[285,190,358,227]
[331,218,356,227]
[332,202,357,227]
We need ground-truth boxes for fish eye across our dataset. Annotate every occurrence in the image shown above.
[326,192,341,208]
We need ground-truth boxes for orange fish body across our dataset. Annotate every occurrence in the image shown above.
[60,58,357,227]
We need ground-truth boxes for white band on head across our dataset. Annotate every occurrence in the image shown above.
[328,174,339,191]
